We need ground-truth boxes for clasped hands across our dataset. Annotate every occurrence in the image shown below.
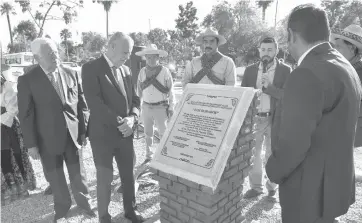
[117,116,135,137]
[261,75,271,88]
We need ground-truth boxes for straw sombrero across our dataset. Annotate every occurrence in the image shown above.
[135,44,168,57]
[195,27,227,46]
[331,25,362,50]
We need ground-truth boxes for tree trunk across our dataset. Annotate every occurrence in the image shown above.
[262,8,266,22]
[65,38,69,62]
[106,11,109,38]
[6,13,13,47]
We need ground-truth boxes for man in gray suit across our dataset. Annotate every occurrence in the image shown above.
[266,4,362,223]
[241,37,291,199]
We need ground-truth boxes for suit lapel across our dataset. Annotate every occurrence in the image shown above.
[101,56,124,96]
[58,66,68,103]
[273,60,282,86]
[38,67,63,104]
[121,65,132,107]
[250,64,258,88]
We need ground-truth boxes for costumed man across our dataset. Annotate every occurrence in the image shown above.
[136,44,175,162]
[81,32,145,223]
[330,24,362,147]
[265,4,361,222]
[241,37,292,199]
[18,38,94,222]
[182,27,236,88]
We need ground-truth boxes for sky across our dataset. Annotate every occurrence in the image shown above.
[0,0,320,50]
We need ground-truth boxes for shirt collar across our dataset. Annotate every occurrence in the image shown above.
[259,58,277,71]
[297,42,327,66]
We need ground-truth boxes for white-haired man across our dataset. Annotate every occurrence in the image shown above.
[17,38,93,222]
[182,27,236,88]
[82,32,145,223]
[136,44,175,162]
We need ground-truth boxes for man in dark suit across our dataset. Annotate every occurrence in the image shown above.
[81,32,145,223]
[18,38,94,222]
[266,4,362,223]
[241,37,291,199]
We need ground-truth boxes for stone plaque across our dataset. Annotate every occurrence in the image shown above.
[149,84,256,189]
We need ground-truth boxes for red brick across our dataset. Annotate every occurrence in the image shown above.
[230,154,244,167]
[236,214,246,222]
[178,177,200,190]
[160,195,168,204]
[177,196,188,205]
[238,134,254,146]
[229,172,243,185]
[171,181,187,193]
[218,213,229,223]
[160,210,169,219]
[169,199,183,212]
[238,160,249,171]
[229,190,238,200]
[230,206,243,220]
[237,186,244,195]
[196,195,213,207]
[223,166,238,179]
[218,197,228,208]
[232,194,241,205]
[153,175,172,187]
[243,149,253,159]
[160,217,172,223]
[178,211,190,222]
[210,208,224,221]
[224,200,233,210]
[158,171,171,179]
[192,218,203,223]
[220,216,231,223]
[238,143,250,154]
[242,166,252,177]
[189,200,217,215]
[228,205,237,215]
[200,185,214,195]
[182,206,197,217]
[168,214,182,223]
[160,202,177,216]
[160,188,177,200]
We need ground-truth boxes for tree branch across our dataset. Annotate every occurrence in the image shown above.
[37,0,57,37]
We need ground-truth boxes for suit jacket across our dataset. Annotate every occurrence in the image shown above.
[81,55,140,149]
[353,60,362,147]
[266,43,362,223]
[17,64,89,155]
[241,59,291,122]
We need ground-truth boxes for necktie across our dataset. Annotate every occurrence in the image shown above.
[49,72,65,104]
[111,66,129,113]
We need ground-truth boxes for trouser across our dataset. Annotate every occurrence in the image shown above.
[91,137,136,220]
[41,134,90,220]
[248,116,277,192]
[1,124,25,181]
[141,103,168,158]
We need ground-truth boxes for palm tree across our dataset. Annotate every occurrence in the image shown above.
[101,1,116,38]
[257,0,274,22]
[1,2,16,47]
[60,29,72,61]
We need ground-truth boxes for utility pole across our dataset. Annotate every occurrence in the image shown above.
[274,0,279,32]
[149,18,151,32]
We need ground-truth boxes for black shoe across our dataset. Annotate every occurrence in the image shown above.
[243,189,263,199]
[44,185,52,195]
[268,190,276,197]
[124,211,146,223]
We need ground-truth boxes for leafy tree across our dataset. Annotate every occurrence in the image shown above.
[1,2,16,47]
[257,0,274,22]
[16,0,81,37]
[175,1,199,39]
[202,1,234,37]
[321,0,362,29]
[14,20,37,42]
[129,32,149,46]
[59,40,76,61]
[81,31,107,54]
[60,28,72,61]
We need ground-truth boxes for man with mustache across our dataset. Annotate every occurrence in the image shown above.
[182,27,236,88]
[241,37,291,199]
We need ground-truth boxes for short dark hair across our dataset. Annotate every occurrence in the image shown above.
[260,37,278,49]
[288,4,330,44]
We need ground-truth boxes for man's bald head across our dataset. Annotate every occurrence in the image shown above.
[105,32,134,67]
[31,38,60,73]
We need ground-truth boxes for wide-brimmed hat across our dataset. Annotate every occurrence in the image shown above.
[331,25,362,50]
[195,27,227,46]
[135,44,168,57]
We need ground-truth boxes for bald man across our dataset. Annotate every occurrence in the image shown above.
[81,32,145,223]
[17,38,93,222]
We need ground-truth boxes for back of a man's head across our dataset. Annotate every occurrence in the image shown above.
[108,32,134,48]
[31,38,58,57]
[288,4,330,44]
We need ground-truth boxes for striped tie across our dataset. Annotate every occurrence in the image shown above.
[49,72,65,104]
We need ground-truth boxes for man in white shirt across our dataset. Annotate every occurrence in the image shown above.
[182,27,236,88]
[241,37,291,199]
[136,44,175,162]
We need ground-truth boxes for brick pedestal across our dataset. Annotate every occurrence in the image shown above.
[152,94,259,223]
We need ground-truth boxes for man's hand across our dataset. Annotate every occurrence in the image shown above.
[117,116,135,137]
[28,147,40,160]
[80,134,87,146]
[261,75,270,88]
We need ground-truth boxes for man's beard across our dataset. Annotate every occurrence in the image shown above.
[261,56,274,64]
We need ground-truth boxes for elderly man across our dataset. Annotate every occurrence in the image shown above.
[82,32,145,223]
[182,27,236,88]
[241,37,291,199]
[330,24,362,147]
[266,5,361,222]
[136,44,175,162]
[17,38,93,222]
